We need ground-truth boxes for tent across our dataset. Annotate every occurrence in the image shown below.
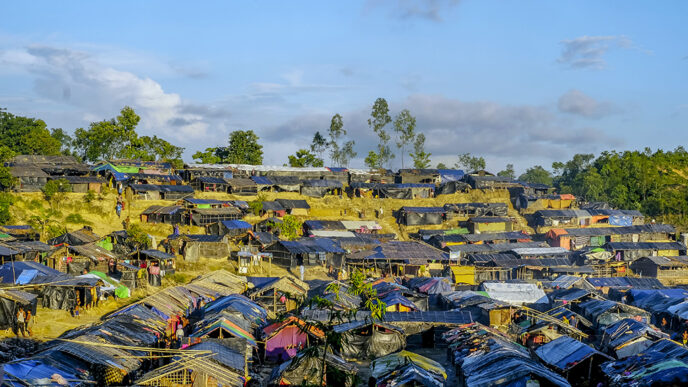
[333,320,405,359]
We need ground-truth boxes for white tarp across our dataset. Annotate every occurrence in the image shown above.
[482,282,548,305]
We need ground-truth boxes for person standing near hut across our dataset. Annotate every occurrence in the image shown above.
[15,307,25,337]
[115,199,122,218]
[25,310,34,337]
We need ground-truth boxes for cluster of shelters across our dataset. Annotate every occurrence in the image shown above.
[5,155,100,192]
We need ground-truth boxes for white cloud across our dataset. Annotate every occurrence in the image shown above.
[558,89,617,118]
[557,35,633,69]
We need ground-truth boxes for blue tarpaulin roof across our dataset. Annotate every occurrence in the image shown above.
[0,261,65,285]
[535,336,609,372]
[250,176,273,185]
[221,220,252,230]
[195,176,228,184]
[184,198,232,205]
[130,184,193,192]
[138,249,176,260]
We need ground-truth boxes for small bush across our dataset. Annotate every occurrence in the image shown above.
[26,199,43,210]
[84,190,97,204]
[65,213,91,225]
[42,179,71,201]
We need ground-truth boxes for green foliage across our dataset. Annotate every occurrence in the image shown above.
[65,213,91,225]
[497,164,515,179]
[288,149,324,167]
[127,223,151,250]
[248,194,266,216]
[551,148,688,217]
[0,146,17,190]
[310,131,329,162]
[518,165,553,186]
[41,179,71,204]
[348,268,386,321]
[0,193,14,224]
[227,130,263,164]
[410,133,431,169]
[436,162,447,169]
[455,153,486,171]
[192,147,226,164]
[364,150,380,170]
[368,98,394,169]
[50,128,76,156]
[83,190,97,204]
[274,215,302,241]
[28,209,64,241]
[73,106,184,165]
[0,109,61,155]
[393,109,417,169]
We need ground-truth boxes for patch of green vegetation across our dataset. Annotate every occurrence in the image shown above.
[65,213,91,225]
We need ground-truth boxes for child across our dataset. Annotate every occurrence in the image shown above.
[74,303,80,319]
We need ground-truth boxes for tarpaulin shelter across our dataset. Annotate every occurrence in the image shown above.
[442,323,571,387]
[262,316,324,362]
[370,350,447,387]
[443,202,509,218]
[246,276,309,315]
[0,289,37,330]
[600,339,688,386]
[47,227,101,246]
[191,270,251,296]
[140,204,183,224]
[630,256,688,284]
[226,177,258,195]
[346,241,449,276]
[128,183,193,200]
[0,225,39,241]
[436,180,471,195]
[481,282,548,305]
[605,241,687,261]
[256,201,286,217]
[300,179,343,197]
[41,275,100,310]
[396,206,445,226]
[203,294,268,329]
[467,216,512,233]
[599,318,668,358]
[533,209,592,228]
[333,320,405,360]
[275,199,310,215]
[168,234,230,261]
[265,238,345,267]
[576,298,651,328]
[206,219,252,237]
[191,176,230,192]
[405,277,453,295]
[268,346,357,387]
[535,336,611,380]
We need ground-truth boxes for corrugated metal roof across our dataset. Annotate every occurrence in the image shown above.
[220,220,252,230]
[606,242,686,251]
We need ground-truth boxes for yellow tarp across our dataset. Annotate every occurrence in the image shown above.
[450,265,476,285]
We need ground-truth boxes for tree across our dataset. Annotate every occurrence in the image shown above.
[410,133,431,169]
[436,162,447,169]
[364,151,380,170]
[368,98,394,168]
[310,131,329,163]
[192,147,228,164]
[497,164,515,179]
[124,135,185,168]
[0,193,14,224]
[41,179,71,205]
[0,108,62,156]
[73,106,140,162]
[0,146,16,190]
[455,153,486,171]
[227,130,263,165]
[274,215,302,241]
[50,128,75,156]
[328,114,345,166]
[339,141,357,168]
[518,165,553,186]
[127,223,151,250]
[288,149,323,167]
[393,109,416,169]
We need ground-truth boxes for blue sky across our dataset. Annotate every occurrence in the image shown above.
[1,1,686,172]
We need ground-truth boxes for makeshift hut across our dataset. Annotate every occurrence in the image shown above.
[346,241,449,276]
[467,216,512,233]
[128,184,194,200]
[257,201,286,217]
[168,234,230,261]
[264,238,345,267]
[532,209,592,228]
[630,256,688,284]
[206,219,253,237]
[600,339,688,386]
[481,282,548,305]
[0,225,39,241]
[190,176,229,192]
[226,177,258,195]
[0,289,37,331]
[47,227,101,246]
[8,166,49,191]
[546,224,676,251]
[577,298,651,328]
[370,350,447,387]
[275,199,310,216]
[268,346,357,387]
[333,320,405,360]
[140,204,184,224]
[534,336,611,384]
[300,179,343,197]
[599,318,668,358]
[396,206,445,226]
[262,316,324,362]
[246,276,309,315]
[605,241,686,261]
[54,175,105,193]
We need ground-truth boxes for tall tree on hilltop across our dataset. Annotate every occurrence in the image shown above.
[410,133,431,169]
[0,108,61,156]
[518,165,553,186]
[393,109,417,169]
[497,164,515,179]
[310,131,329,164]
[226,130,263,165]
[455,153,486,172]
[288,149,324,167]
[328,114,354,167]
[368,98,394,169]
